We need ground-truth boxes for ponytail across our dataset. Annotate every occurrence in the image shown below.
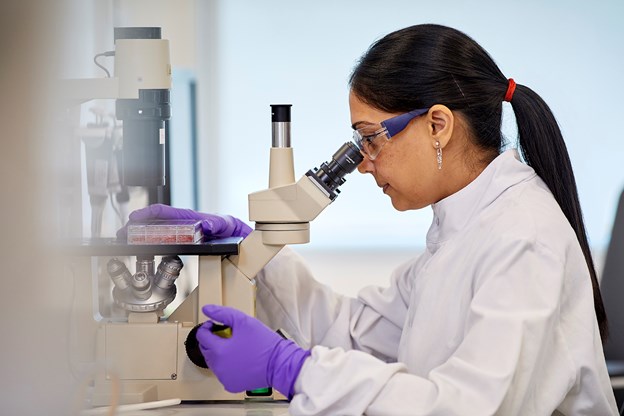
[510,84,608,342]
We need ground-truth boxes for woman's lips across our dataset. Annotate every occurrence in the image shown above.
[382,184,389,194]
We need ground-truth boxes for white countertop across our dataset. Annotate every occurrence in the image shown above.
[169,402,290,415]
[83,401,291,416]
[82,375,624,415]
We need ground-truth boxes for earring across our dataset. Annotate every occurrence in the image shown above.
[435,141,442,170]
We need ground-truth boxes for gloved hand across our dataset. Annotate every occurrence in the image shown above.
[197,304,311,399]
[116,204,252,240]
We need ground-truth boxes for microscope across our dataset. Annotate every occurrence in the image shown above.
[64,28,363,406]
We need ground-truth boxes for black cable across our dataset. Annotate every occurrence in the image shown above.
[93,51,115,78]
[109,192,123,224]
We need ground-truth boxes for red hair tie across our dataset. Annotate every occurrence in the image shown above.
[504,78,516,102]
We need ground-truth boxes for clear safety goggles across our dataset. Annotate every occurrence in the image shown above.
[353,108,429,160]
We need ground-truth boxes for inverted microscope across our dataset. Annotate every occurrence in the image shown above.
[64,27,363,406]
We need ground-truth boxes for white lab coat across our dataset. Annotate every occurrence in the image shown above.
[255,149,618,416]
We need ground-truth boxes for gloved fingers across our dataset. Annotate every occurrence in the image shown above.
[201,304,243,327]
[201,215,253,238]
[222,215,251,237]
[200,217,226,237]
[198,319,216,333]
[196,321,228,348]
[128,203,196,222]
[127,204,162,222]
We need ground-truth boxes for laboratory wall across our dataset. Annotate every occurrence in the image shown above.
[196,2,624,248]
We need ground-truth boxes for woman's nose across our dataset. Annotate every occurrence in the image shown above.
[357,156,374,174]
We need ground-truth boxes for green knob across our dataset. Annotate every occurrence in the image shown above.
[210,323,232,338]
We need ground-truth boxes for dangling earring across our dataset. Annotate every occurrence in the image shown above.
[435,141,442,170]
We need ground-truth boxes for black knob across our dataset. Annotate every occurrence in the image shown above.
[185,324,208,369]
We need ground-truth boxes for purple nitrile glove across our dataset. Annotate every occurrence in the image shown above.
[197,304,311,399]
[116,204,252,240]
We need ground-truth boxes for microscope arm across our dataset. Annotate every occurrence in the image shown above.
[217,173,333,315]
[208,102,362,319]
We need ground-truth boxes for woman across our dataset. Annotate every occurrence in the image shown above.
[124,24,617,415]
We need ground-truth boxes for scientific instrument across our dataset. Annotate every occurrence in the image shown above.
[70,103,363,405]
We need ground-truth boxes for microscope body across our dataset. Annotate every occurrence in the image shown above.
[61,26,250,404]
[222,104,362,286]
[66,43,362,404]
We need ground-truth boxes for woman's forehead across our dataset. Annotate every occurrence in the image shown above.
[349,92,394,127]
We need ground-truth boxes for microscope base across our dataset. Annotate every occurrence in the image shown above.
[91,321,253,405]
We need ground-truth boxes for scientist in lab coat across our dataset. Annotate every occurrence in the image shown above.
[123,24,618,415]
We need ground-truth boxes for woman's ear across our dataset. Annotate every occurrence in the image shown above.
[426,104,454,149]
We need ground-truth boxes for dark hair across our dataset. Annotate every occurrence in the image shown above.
[349,23,608,342]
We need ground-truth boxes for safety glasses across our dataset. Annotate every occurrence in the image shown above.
[353,108,429,160]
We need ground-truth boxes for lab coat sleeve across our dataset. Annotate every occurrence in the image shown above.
[288,235,616,415]
[255,248,419,362]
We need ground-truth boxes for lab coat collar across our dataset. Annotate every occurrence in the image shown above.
[426,149,536,251]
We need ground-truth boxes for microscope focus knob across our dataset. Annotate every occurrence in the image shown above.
[185,322,234,368]
[185,324,208,369]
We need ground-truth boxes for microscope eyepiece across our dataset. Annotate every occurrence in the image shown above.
[306,141,364,200]
[270,104,292,148]
[271,104,292,123]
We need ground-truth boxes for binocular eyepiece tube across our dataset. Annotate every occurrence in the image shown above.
[306,141,364,200]
[268,103,364,200]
